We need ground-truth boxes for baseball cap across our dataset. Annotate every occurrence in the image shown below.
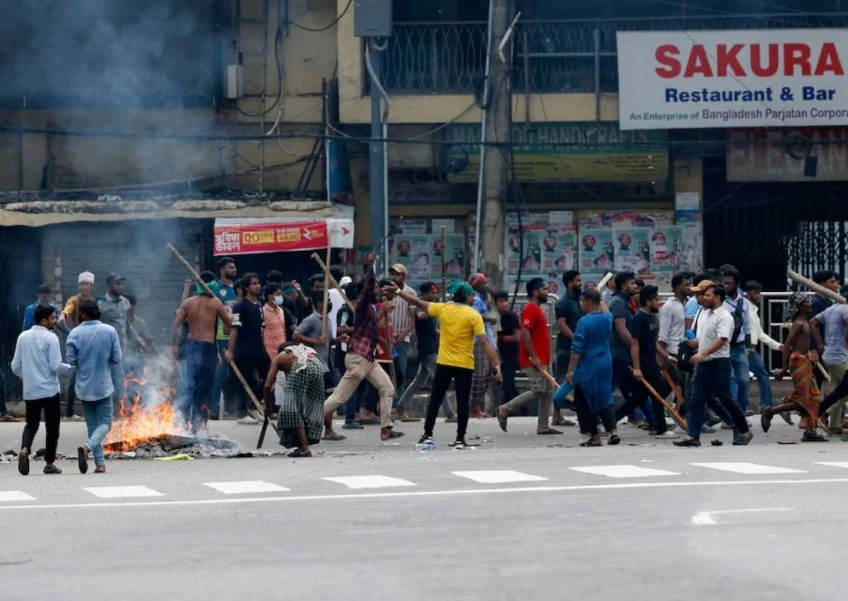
[470,273,487,287]
[78,271,95,284]
[389,264,408,276]
[689,280,710,294]
[105,273,126,285]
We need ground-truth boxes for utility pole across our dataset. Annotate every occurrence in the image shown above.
[479,0,514,291]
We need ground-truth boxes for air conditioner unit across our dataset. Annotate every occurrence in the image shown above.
[226,64,243,99]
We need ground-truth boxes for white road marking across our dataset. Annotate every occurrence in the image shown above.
[83,486,165,499]
[692,462,805,475]
[322,475,417,490]
[690,507,793,526]
[0,478,845,511]
[203,481,290,495]
[452,470,548,484]
[0,491,35,502]
[815,462,848,469]
[569,465,680,478]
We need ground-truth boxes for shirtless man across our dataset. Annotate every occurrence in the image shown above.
[763,292,826,442]
[171,277,232,432]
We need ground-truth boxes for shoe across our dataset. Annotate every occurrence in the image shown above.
[732,432,754,446]
[18,449,29,476]
[654,431,680,440]
[700,425,716,434]
[94,466,106,473]
[449,439,469,449]
[77,445,89,474]
[674,438,701,447]
[342,422,365,430]
[417,435,434,445]
[237,416,259,425]
[246,409,263,422]
[43,465,62,475]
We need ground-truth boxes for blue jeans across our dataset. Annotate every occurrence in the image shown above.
[729,345,750,413]
[83,397,114,467]
[182,341,219,431]
[210,340,231,417]
[110,363,125,408]
[687,359,749,439]
[748,350,773,408]
[394,341,410,401]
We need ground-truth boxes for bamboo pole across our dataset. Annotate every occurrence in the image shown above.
[440,225,447,302]
[787,270,847,304]
[630,367,688,430]
[311,252,355,311]
[321,246,331,339]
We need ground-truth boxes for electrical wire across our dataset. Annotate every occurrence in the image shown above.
[286,0,353,32]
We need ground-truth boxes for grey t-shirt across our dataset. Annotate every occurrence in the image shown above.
[296,312,330,371]
[814,304,848,367]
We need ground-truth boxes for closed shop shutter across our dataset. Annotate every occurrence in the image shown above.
[42,219,212,343]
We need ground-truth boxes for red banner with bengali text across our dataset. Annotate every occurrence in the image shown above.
[213,221,329,255]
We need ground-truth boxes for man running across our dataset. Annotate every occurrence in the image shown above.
[171,279,232,432]
[12,305,72,475]
[66,299,122,474]
[388,281,502,449]
[498,278,566,435]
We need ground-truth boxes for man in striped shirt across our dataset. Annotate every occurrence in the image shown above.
[389,264,417,400]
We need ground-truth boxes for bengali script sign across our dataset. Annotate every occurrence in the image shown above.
[617,29,848,130]
[213,221,329,255]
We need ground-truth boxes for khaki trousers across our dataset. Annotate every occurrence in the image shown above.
[324,353,395,429]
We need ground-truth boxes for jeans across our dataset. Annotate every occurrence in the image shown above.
[748,350,773,408]
[687,359,750,439]
[729,345,750,413]
[210,340,232,417]
[394,341,410,399]
[182,341,219,431]
[22,395,61,463]
[110,363,125,408]
[66,372,77,417]
[233,354,271,418]
[424,364,474,440]
[615,366,670,435]
[397,353,437,409]
[83,397,114,467]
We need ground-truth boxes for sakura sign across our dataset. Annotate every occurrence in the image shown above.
[616,29,848,130]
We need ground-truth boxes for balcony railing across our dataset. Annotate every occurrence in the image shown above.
[374,13,848,95]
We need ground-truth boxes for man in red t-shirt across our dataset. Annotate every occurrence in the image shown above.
[497,278,563,435]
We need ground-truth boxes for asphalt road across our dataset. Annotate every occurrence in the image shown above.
[1,417,846,601]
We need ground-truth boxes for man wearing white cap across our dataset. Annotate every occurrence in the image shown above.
[58,271,96,420]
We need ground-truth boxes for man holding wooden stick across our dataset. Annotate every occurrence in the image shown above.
[617,285,679,440]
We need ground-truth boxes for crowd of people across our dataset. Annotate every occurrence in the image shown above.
[8,253,848,471]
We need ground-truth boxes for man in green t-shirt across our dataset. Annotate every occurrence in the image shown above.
[210,257,238,418]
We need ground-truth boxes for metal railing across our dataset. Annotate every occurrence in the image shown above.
[375,13,848,94]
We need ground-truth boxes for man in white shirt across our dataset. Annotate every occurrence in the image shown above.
[675,283,752,447]
[658,272,690,395]
[11,305,73,475]
[744,281,783,415]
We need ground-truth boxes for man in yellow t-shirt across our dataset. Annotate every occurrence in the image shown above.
[386,280,501,448]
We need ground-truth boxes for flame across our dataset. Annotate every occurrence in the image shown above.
[104,365,187,452]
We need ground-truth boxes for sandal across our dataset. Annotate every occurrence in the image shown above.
[608,434,621,446]
[287,448,312,458]
[552,417,576,427]
[381,430,405,441]
[322,432,347,441]
[537,428,564,436]
[673,438,701,447]
[802,431,829,443]
[579,438,602,447]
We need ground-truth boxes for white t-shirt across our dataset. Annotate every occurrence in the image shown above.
[696,306,734,360]
[328,288,343,341]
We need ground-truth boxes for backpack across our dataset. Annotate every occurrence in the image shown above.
[730,297,745,343]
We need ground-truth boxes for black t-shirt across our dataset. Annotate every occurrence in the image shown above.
[415,312,439,358]
[628,310,660,371]
[231,299,265,358]
[497,310,520,363]
[555,291,584,353]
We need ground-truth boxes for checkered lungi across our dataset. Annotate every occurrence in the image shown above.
[276,358,326,448]
[470,340,495,405]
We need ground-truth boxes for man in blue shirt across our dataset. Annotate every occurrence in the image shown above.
[66,299,123,474]
[11,305,73,475]
[21,284,58,331]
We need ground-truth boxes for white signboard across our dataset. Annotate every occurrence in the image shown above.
[617,29,848,130]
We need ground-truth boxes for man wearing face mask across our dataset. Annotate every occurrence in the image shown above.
[262,283,294,361]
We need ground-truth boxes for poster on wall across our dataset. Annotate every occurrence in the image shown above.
[580,210,673,229]
[650,226,686,272]
[579,229,615,273]
[612,228,651,274]
[543,227,578,273]
[676,210,704,273]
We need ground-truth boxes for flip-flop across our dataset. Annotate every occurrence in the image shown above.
[552,418,577,427]
[322,432,347,441]
[342,423,365,430]
[381,430,405,441]
[287,448,313,458]
[537,428,564,435]
[608,434,621,445]
[400,416,422,423]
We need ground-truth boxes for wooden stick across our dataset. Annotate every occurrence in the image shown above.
[311,252,355,311]
[227,358,265,417]
[787,270,847,304]
[662,366,685,412]
[180,279,192,304]
[166,243,214,298]
[539,367,560,390]
[440,225,447,302]
[630,367,688,430]
[816,361,832,382]
[321,246,331,339]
